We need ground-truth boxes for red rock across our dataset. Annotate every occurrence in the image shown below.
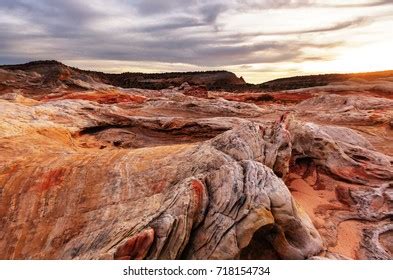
[183,86,208,99]
[41,90,147,104]
[33,168,66,192]
[0,61,392,260]
[114,228,155,260]
[335,185,355,206]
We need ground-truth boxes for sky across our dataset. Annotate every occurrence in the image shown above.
[0,0,392,83]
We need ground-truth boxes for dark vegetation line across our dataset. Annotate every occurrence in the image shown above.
[1,60,392,92]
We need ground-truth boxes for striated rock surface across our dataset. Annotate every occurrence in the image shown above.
[0,99,322,260]
[0,61,392,260]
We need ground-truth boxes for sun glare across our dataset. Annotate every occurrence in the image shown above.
[300,41,393,75]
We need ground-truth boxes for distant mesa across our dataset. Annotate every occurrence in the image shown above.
[1,60,392,93]
[0,60,246,92]
[260,70,393,91]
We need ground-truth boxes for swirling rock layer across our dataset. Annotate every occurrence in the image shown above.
[0,63,392,259]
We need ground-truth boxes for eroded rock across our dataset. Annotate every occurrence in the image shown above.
[1,62,392,260]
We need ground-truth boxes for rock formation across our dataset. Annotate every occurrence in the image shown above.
[0,60,246,92]
[0,61,392,260]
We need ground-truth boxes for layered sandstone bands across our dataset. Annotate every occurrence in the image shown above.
[0,98,322,259]
[0,62,392,260]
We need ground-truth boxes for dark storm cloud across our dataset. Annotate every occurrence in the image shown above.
[0,0,387,68]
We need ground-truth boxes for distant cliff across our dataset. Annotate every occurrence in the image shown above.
[0,60,246,91]
[258,70,393,91]
[1,60,392,93]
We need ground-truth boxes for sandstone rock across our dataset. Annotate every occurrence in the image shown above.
[183,86,208,99]
[289,120,393,185]
[179,82,191,90]
[1,62,392,260]
[0,104,323,259]
[287,119,393,259]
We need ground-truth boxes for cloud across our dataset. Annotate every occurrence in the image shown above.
[319,0,393,8]
[237,0,313,10]
[133,0,194,15]
[233,17,370,38]
[0,0,391,82]
[136,16,205,32]
[237,0,393,10]
[200,3,229,24]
